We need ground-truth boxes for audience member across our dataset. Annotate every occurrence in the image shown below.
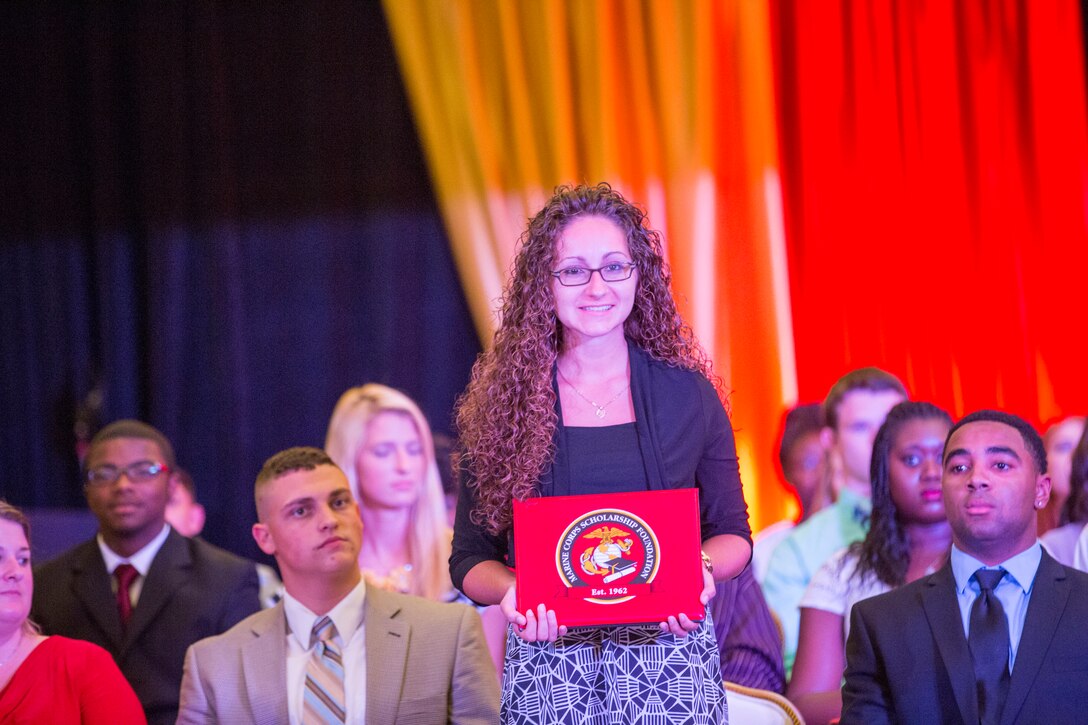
[163,468,205,537]
[1043,422,1088,565]
[433,431,460,527]
[0,500,145,724]
[165,466,284,608]
[325,383,506,671]
[789,402,952,724]
[31,420,260,725]
[761,368,906,675]
[1074,520,1088,571]
[177,447,500,724]
[752,403,832,582]
[709,565,786,694]
[1037,415,1086,536]
[842,410,1088,724]
[324,383,464,600]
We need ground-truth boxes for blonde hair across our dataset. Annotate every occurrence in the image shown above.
[324,384,452,600]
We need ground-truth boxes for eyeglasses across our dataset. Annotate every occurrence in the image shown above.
[550,262,636,287]
[84,461,170,487]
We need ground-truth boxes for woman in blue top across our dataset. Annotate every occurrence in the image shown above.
[451,183,752,724]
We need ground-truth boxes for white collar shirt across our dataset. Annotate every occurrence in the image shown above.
[96,523,172,607]
[282,579,367,725]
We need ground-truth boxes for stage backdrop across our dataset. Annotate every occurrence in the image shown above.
[774,0,1088,433]
[0,4,481,559]
[386,0,1088,530]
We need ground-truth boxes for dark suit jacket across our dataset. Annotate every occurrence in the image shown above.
[841,551,1088,725]
[31,528,261,725]
[177,583,501,724]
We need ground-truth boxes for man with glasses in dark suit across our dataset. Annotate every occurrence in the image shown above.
[31,419,260,725]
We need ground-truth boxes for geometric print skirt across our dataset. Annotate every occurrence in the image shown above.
[500,610,727,724]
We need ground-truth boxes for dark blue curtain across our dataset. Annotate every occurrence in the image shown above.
[0,3,481,560]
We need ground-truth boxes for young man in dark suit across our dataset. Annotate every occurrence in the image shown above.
[842,410,1088,725]
[31,420,260,725]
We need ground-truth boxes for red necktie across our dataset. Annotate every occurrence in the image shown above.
[114,564,139,629]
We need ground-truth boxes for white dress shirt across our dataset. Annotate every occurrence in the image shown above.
[283,579,368,725]
[97,523,172,607]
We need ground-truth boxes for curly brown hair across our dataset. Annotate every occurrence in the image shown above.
[456,182,721,535]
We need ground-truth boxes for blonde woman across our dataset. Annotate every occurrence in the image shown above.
[325,384,506,669]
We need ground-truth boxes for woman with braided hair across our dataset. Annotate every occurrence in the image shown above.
[788,401,953,724]
[450,183,752,723]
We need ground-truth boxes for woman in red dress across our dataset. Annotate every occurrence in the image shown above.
[0,500,145,724]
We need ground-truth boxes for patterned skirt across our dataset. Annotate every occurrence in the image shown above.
[500,611,727,725]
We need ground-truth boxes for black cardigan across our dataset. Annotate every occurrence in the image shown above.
[450,341,752,592]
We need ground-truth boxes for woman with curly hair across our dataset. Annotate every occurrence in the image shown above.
[788,401,953,724]
[450,183,752,723]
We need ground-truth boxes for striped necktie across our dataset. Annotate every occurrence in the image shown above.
[303,616,346,724]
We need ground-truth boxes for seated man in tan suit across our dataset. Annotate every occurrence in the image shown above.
[177,447,499,724]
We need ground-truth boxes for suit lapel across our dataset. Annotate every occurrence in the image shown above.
[120,528,189,656]
[70,541,125,651]
[241,606,290,725]
[1001,552,1069,725]
[365,585,410,725]
[921,562,978,725]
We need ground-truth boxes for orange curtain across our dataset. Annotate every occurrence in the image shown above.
[774,0,1088,426]
[383,0,797,530]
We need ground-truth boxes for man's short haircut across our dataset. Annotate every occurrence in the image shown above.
[254,447,339,516]
[87,419,177,470]
[945,409,1048,475]
[778,403,824,469]
[822,368,907,432]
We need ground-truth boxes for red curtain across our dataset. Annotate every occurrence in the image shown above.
[774,0,1088,426]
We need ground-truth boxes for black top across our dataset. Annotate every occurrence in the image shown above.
[564,423,648,494]
[450,340,752,593]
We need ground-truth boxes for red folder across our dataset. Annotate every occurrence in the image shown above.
[513,488,705,627]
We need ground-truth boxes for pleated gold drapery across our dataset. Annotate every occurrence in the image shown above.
[383,0,796,530]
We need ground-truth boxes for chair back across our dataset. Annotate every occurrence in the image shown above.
[724,681,805,725]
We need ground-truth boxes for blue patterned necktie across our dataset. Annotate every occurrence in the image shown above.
[303,616,346,724]
[969,568,1010,725]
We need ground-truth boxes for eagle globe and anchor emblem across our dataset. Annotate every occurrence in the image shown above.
[555,508,660,604]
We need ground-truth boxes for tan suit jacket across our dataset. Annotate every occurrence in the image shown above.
[177,583,499,724]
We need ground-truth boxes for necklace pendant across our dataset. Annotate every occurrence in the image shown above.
[595,407,606,418]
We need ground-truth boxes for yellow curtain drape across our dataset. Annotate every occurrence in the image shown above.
[383,0,796,531]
